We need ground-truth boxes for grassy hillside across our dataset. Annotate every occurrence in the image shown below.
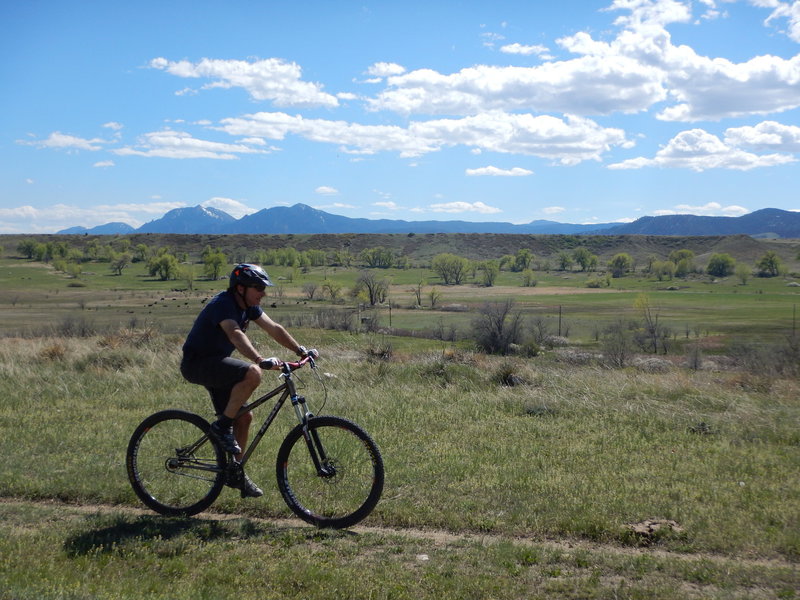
[3,232,800,267]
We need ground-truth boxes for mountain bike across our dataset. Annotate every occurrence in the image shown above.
[126,355,384,529]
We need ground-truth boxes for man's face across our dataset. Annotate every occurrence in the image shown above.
[239,284,266,306]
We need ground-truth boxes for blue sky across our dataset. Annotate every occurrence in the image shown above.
[2,0,800,233]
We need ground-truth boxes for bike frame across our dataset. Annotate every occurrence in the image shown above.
[234,357,316,468]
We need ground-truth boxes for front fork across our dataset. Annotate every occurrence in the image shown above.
[291,394,335,478]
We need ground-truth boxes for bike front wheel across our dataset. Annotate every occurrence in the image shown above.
[276,416,384,529]
[126,409,226,517]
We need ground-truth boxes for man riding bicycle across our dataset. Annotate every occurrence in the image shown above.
[180,263,316,498]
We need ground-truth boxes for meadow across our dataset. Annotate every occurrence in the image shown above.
[0,235,798,599]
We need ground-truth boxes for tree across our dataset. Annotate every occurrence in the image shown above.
[110,252,132,276]
[355,271,388,306]
[608,253,633,278]
[477,260,500,287]
[756,251,783,277]
[431,253,469,285]
[360,247,394,268]
[706,253,736,277]
[512,249,533,272]
[473,299,524,355]
[302,282,319,300]
[16,239,38,259]
[134,243,150,263]
[735,263,751,285]
[557,251,574,272]
[203,249,227,280]
[651,260,675,281]
[148,253,180,281]
[573,247,597,272]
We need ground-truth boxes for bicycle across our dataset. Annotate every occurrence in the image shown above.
[126,355,384,529]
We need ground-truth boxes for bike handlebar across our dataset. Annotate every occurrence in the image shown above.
[259,353,317,372]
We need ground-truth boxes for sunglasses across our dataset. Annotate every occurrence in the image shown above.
[250,284,267,292]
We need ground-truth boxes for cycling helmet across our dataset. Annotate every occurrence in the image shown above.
[229,264,273,289]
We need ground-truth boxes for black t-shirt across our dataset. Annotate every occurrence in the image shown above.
[182,290,264,359]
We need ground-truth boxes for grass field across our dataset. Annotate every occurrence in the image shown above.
[1,236,799,598]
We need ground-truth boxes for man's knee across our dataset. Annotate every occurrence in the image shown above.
[235,410,253,427]
[243,363,262,388]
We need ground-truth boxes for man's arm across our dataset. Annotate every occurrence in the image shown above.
[251,313,303,356]
[219,319,267,363]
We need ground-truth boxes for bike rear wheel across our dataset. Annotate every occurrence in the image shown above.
[276,416,384,529]
[126,409,226,516]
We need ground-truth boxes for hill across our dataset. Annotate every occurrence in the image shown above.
[57,204,800,238]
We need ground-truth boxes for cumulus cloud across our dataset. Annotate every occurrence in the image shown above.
[465,166,533,176]
[0,201,186,233]
[93,160,115,168]
[724,121,800,152]
[654,202,749,216]
[114,130,268,159]
[315,186,339,195]
[764,0,800,43]
[363,2,800,122]
[218,110,630,163]
[150,57,339,108]
[427,201,502,214]
[500,43,551,57]
[366,62,406,77]
[542,206,566,215]
[608,126,797,171]
[200,197,256,218]
[19,132,107,151]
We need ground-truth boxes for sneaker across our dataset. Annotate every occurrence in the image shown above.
[225,464,263,498]
[239,473,264,499]
[209,420,241,455]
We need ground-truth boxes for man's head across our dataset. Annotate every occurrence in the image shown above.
[229,264,273,294]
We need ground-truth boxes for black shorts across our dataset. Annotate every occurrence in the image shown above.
[180,354,251,415]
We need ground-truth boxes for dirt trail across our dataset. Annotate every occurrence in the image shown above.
[2,497,794,570]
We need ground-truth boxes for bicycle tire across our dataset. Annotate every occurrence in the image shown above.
[126,409,226,517]
[276,416,384,529]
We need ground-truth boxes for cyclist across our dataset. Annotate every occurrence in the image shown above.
[180,263,316,498]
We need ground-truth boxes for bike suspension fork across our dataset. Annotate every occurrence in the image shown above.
[291,395,333,477]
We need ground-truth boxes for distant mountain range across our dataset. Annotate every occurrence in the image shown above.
[57,204,800,239]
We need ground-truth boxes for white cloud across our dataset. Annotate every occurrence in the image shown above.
[93,160,115,168]
[114,130,267,159]
[218,110,629,163]
[315,186,339,195]
[366,62,406,77]
[542,206,566,215]
[764,0,800,42]
[724,120,800,152]
[363,3,800,122]
[103,122,123,131]
[654,202,750,216]
[609,124,798,171]
[500,43,550,57]
[200,197,256,219]
[368,58,667,116]
[427,201,502,214]
[0,201,187,233]
[19,132,107,151]
[314,202,356,210]
[150,57,339,108]
[465,166,533,176]
[373,201,400,210]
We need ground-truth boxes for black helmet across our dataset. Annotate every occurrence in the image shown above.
[229,264,273,289]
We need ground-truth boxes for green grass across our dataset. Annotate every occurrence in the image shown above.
[1,240,800,598]
[1,500,797,600]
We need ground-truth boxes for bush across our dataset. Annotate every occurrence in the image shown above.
[473,300,524,355]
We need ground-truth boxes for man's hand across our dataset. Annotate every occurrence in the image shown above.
[297,346,319,359]
[259,357,283,370]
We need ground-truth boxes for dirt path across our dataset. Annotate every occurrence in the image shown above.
[2,497,794,570]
